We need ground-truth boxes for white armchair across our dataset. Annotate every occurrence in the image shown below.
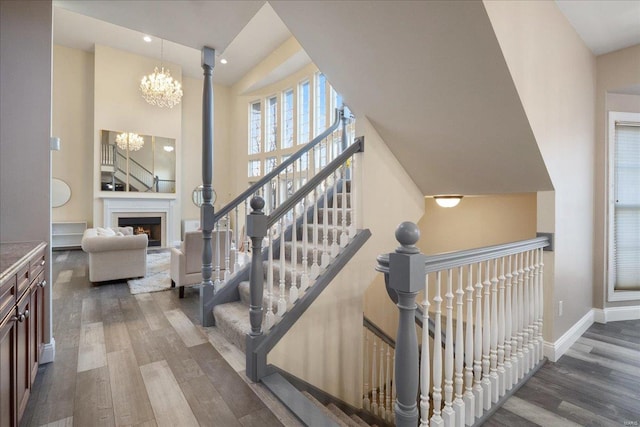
[170,230,235,298]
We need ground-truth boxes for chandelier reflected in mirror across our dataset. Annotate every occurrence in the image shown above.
[140,39,183,108]
[116,132,145,151]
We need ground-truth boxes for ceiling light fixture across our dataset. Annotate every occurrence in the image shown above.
[143,35,152,43]
[220,58,228,64]
[434,195,463,208]
[140,39,183,108]
[116,132,144,151]
[163,145,174,152]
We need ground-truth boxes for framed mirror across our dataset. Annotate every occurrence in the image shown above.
[52,178,71,207]
[192,185,216,207]
[100,130,176,193]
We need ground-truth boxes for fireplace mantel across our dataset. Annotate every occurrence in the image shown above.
[103,198,176,247]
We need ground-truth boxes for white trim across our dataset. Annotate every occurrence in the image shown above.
[543,309,594,362]
[40,338,56,364]
[593,306,640,323]
[606,112,640,303]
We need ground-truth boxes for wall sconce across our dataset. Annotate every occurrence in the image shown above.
[434,195,463,208]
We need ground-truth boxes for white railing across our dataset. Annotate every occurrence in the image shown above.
[363,317,395,423]
[376,223,549,426]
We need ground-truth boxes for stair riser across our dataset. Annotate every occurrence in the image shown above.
[282,243,331,267]
[317,209,352,226]
[300,224,344,245]
[262,260,305,289]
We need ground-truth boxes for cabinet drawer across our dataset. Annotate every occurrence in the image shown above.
[0,275,16,325]
[16,265,30,301]
[29,248,45,284]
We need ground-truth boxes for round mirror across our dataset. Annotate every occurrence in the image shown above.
[192,185,216,207]
[52,178,71,208]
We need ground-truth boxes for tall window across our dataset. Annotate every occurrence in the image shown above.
[610,117,640,294]
[249,102,261,155]
[315,73,327,136]
[298,80,310,144]
[283,89,294,149]
[265,96,278,152]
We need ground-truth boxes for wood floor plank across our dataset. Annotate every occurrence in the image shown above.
[81,297,101,324]
[135,293,171,331]
[502,396,582,427]
[107,349,155,426]
[238,407,285,427]
[179,374,242,427]
[40,416,73,427]
[55,270,73,284]
[77,321,107,372]
[164,308,207,347]
[139,360,199,427]
[101,298,133,353]
[73,366,115,427]
[564,348,640,379]
[152,327,204,384]
[483,408,539,427]
[556,400,620,427]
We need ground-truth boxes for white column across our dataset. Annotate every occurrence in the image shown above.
[489,260,499,403]
[522,251,531,373]
[504,255,513,390]
[443,269,456,426]
[463,264,475,425]
[517,252,525,380]
[527,250,536,369]
[481,261,491,410]
[473,263,483,418]
[431,272,444,427]
[453,267,465,427]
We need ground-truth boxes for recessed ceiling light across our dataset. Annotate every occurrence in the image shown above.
[220,58,228,64]
[143,36,152,43]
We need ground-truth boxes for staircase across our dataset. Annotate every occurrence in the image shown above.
[100,143,160,192]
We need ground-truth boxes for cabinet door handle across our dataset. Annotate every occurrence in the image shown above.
[23,310,30,319]
[38,280,47,288]
[10,314,19,322]
[40,260,45,266]
[16,313,25,322]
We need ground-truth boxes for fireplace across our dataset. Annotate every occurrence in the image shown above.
[118,216,162,247]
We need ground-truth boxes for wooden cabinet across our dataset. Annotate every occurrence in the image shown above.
[0,242,47,427]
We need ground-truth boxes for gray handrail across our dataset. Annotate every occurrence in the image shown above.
[376,236,550,275]
[363,316,396,349]
[214,108,344,222]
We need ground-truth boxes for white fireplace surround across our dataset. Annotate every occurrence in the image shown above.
[103,198,176,247]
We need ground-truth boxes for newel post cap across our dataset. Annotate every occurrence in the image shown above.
[389,222,425,294]
[246,196,267,238]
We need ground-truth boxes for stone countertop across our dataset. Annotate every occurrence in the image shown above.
[0,241,47,281]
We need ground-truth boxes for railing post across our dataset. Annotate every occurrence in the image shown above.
[386,222,425,427]
[247,196,267,336]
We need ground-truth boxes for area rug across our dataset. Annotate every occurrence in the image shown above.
[127,251,172,295]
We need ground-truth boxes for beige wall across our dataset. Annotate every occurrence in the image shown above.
[52,45,94,225]
[484,0,596,341]
[594,45,640,308]
[269,118,425,407]
[0,0,53,343]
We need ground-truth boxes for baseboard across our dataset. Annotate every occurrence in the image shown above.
[40,337,56,364]
[543,309,594,362]
[593,306,640,323]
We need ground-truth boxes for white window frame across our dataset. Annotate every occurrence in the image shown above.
[607,111,640,302]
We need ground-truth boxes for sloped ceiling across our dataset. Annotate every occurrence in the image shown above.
[270,1,553,195]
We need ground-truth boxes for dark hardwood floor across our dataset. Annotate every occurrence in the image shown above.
[484,319,640,427]
[19,250,288,427]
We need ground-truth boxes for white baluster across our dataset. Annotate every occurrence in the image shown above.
[538,248,545,361]
[481,261,491,410]
[331,169,340,257]
[321,179,330,268]
[214,223,221,286]
[244,199,251,262]
[511,254,520,385]
[289,203,299,304]
[265,232,274,329]
[234,207,241,273]
[420,276,431,427]
[224,215,231,281]
[347,156,356,240]
[473,263,483,418]
[339,163,349,248]
[431,271,444,427]
[490,259,499,403]
[379,344,385,419]
[443,269,455,426]
[300,195,310,291]
[528,250,536,368]
[497,257,506,397]
[522,252,531,374]
[463,264,475,425]
[386,346,392,422]
[363,330,370,411]
[504,255,513,390]
[310,186,320,280]
[454,267,465,427]
[532,249,539,363]
[277,217,287,317]
[372,338,378,414]
[517,252,525,380]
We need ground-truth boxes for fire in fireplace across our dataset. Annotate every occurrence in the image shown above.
[118,216,162,247]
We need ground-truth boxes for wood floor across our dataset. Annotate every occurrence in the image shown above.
[19,250,299,427]
[485,318,640,427]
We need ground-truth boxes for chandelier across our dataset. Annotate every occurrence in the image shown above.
[140,39,183,108]
[116,132,144,151]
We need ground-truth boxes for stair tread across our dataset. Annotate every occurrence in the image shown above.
[212,301,251,352]
[302,392,350,427]
[327,403,361,427]
[350,414,370,427]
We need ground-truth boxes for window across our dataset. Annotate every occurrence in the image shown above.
[298,80,310,144]
[283,89,294,149]
[248,160,261,177]
[608,112,640,301]
[249,102,261,155]
[315,73,327,136]
[265,96,278,152]
[265,156,278,174]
